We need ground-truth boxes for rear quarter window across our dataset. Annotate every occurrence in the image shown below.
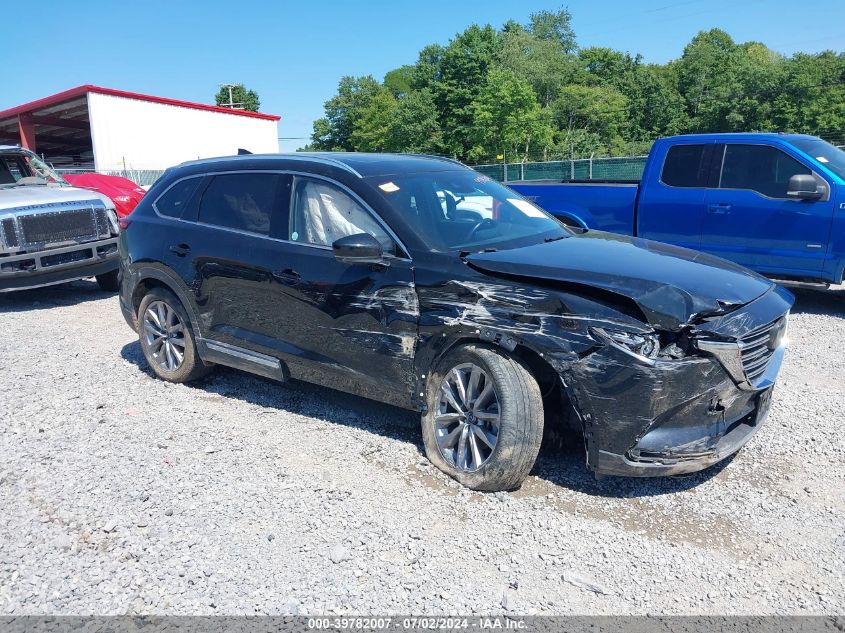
[661,144,710,188]
[155,177,203,218]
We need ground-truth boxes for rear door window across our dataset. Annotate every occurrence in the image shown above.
[198,173,286,236]
[719,144,812,198]
[155,177,203,218]
[661,144,710,188]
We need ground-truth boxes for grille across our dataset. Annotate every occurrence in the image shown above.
[41,248,93,268]
[95,207,109,234]
[2,218,18,248]
[739,317,785,384]
[19,209,97,245]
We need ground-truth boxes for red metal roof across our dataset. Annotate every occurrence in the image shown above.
[0,85,281,121]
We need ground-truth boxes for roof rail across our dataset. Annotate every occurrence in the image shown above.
[177,153,364,178]
[403,153,466,168]
[277,153,363,178]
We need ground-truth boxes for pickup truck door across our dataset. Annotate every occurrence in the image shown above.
[701,143,834,273]
[637,142,715,250]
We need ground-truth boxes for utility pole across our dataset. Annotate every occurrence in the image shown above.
[219,83,242,109]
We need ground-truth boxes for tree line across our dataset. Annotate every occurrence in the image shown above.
[305,8,845,163]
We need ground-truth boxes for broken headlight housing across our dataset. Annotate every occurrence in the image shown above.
[590,326,696,364]
[591,327,660,362]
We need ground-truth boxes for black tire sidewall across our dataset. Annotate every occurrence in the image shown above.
[422,344,543,491]
[137,288,206,383]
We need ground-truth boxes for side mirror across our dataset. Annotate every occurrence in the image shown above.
[332,233,384,265]
[786,174,823,200]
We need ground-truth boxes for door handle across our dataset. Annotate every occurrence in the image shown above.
[273,268,301,284]
[169,243,191,257]
[707,203,732,215]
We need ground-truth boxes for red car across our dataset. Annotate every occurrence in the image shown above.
[63,173,146,217]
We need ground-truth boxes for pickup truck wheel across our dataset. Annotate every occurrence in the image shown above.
[95,270,120,292]
[137,288,212,383]
[421,345,544,492]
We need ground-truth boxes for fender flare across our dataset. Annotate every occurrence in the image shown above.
[129,265,205,338]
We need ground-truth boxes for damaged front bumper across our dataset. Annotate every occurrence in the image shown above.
[562,286,792,478]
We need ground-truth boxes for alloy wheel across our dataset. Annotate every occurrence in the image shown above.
[142,300,186,372]
[435,363,500,472]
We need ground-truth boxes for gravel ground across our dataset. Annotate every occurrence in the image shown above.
[0,280,843,616]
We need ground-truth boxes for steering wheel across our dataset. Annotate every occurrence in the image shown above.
[466,218,497,242]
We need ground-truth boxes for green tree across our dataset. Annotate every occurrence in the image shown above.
[386,89,443,153]
[552,84,630,156]
[308,75,384,151]
[214,84,260,112]
[384,66,416,97]
[469,68,553,162]
[528,7,577,53]
[349,89,398,151]
[432,24,501,158]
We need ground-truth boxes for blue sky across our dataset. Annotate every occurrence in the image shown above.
[3,0,843,151]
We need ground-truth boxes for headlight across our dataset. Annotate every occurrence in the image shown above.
[106,208,120,234]
[591,327,660,362]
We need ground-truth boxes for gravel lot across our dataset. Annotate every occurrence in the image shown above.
[0,280,843,616]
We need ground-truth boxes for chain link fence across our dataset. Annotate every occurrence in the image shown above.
[472,155,648,182]
[56,168,165,188]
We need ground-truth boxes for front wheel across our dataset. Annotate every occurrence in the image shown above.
[421,345,544,491]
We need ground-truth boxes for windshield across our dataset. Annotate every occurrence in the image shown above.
[369,170,569,252]
[0,151,69,187]
[788,138,845,181]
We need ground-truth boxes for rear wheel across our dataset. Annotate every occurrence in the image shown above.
[421,344,544,491]
[95,270,120,292]
[137,288,212,383]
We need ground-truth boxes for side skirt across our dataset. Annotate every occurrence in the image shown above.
[196,338,288,382]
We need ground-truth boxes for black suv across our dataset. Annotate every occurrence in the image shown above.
[119,153,792,491]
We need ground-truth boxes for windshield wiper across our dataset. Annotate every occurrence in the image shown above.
[544,235,567,243]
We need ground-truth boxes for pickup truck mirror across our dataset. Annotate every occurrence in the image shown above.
[786,174,823,200]
[332,233,385,265]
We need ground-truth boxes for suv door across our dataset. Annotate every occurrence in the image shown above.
[172,171,295,356]
[276,175,417,406]
[702,143,834,273]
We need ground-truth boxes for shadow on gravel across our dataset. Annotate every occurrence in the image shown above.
[783,283,845,317]
[120,340,422,447]
[531,437,734,499]
[122,339,732,498]
[0,279,115,313]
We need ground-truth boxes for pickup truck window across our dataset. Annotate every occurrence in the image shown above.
[661,144,709,188]
[720,144,810,199]
[788,137,845,180]
[198,173,282,236]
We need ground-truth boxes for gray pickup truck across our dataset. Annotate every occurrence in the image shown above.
[0,146,120,292]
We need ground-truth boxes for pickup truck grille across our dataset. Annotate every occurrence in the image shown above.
[18,208,105,246]
[2,218,18,248]
[739,317,787,385]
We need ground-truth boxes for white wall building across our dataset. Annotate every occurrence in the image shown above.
[0,85,280,182]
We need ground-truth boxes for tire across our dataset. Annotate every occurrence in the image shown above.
[95,270,120,292]
[137,287,213,383]
[421,344,544,492]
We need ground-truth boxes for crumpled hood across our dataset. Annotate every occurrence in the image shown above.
[0,185,111,213]
[466,231,774,330]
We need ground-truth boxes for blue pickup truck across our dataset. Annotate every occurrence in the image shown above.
[510,133,845,286]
